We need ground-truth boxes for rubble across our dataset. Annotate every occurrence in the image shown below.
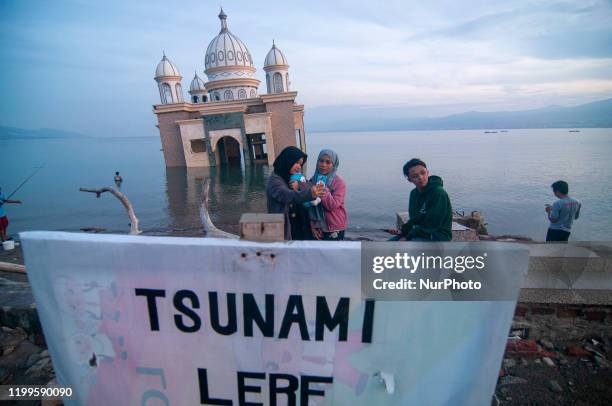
[540,338,555,351]
[499,376,528,385]
[548,380,563,393]
[567,346,592,357]
[542,357,556,367]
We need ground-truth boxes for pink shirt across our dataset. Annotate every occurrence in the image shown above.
[320,175,347,232]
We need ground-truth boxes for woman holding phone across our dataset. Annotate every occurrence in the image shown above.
[309,149,347,240]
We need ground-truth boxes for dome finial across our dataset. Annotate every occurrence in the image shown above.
[272,39,275,47]
[218,7,228,32]
[162,49,166,58]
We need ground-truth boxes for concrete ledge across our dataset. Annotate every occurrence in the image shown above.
[518,288,612,306]
[396,212,479,241]
[522,243,612,296]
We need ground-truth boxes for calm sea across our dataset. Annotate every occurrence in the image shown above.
[1,128,611,241]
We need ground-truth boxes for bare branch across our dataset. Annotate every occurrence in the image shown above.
[0,261,26,274]
[80,187,142,235]
[199,179,238,239]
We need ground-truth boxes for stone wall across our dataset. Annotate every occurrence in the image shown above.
[265,100,298,154]
[156,110,200,167]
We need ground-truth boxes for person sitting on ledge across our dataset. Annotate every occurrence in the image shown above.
[389,158,452,241]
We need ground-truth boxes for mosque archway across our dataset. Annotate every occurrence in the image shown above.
[215,136,242,166]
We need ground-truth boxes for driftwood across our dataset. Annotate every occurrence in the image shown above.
[79,187,142,235]
[0,261,26,274]
[199,179,238,239]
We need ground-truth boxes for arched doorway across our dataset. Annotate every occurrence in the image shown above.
[216,136,242,165]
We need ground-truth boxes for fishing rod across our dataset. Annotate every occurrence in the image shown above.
[2,166,43,202]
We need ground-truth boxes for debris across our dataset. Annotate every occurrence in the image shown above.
[510,327,530,339]
[584,345,605,359]
[0,367,10,384]
[542,357,555,367]
[26,352,41,368]
[506,339,538,357]
[567,346,591,357]
[503,358,517,369]
[548,380,563,393]
[499,376,528,385]
[539,339,555,351]
[25,357,51,376]
[2,345,16,355]
[594,356,610,369]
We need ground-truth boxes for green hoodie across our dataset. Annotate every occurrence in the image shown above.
[400,175,452,241]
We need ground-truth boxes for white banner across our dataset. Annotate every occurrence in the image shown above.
[21,232,524,405]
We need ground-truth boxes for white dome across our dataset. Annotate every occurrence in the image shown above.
[155,54,181,78]
[204,9,254,70]
[264,42,288,67]
[189,73,206,92]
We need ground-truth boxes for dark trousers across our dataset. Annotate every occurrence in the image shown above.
[323,230,345,241]
[546,228,570,242]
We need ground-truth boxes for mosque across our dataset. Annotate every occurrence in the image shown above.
[153,8,306,167]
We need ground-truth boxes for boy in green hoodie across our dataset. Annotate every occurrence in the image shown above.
[392,158,452,241]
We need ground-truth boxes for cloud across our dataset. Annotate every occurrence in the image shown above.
[0,0,611,136]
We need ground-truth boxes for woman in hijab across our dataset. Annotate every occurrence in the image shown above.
[309,149,348,240]
[266,146,325,240]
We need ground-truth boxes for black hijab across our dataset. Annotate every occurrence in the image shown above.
[273,146,308,183]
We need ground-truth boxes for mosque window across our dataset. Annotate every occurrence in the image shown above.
[236,52,243,62]
[295,129,302,149]
[193,96,198,103]
[176,83,183,102]
[214,92,220,101]
[224,90,234,100]
[227,50,234,61]
[266,74,271,93]
[203,95,208,102]
[161,83,172,104]
[273,72,283,93]
[190,139,206,153]
[205,55,209,65]
[211,53,216,63]
[218,51,224,62]
[238,89,246,99]
[250,89,256,98]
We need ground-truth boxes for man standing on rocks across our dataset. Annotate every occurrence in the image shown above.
[545,180,581,242]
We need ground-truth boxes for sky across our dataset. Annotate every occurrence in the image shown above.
[1,0,611,137]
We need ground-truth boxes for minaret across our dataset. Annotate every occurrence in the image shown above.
[189,72,208,103]
[154,52,184,104]
[263,40,290,94]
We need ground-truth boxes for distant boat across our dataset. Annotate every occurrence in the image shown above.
[569,130,581,133]
[500,130,508,133]
[484,131,498,134]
